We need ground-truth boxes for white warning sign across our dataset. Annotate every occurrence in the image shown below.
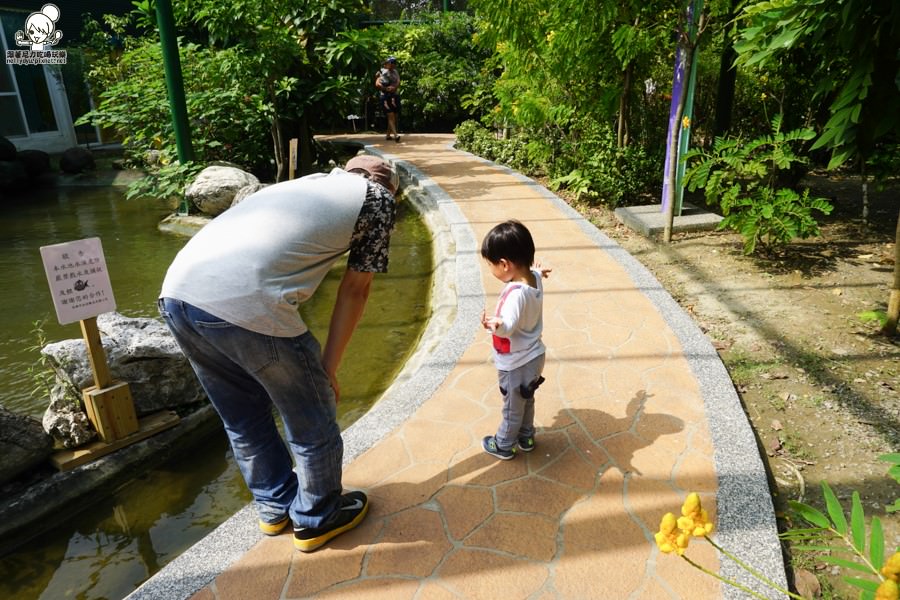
[40,237,116,324]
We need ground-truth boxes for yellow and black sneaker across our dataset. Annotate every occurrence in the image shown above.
[258,516,290,536]
[293,491,369,552]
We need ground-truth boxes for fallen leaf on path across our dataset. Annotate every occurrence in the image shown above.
[771,419,783,431]
[794,568,821,599]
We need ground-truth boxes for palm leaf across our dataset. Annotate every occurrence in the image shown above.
[843,577,880,593]
[788,500,831,529]
[877,453,900,466]
[869,516,884,573]
[822,481,848,535]
[850,492,866,553]
[819,556,870,573]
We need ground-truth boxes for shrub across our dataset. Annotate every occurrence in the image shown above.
[683,115,833,254]
[455,119,660,207]
[79,40,272,176]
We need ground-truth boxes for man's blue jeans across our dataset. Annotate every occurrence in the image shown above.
[158,298,343,528]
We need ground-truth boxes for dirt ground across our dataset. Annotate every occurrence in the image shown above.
[566,172,899,598]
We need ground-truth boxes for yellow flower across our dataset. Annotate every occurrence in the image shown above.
[883,552,900,582]
[655,512,690,555]
[682,116,691,129]
[677,492,714,537]
[876,579,899,600]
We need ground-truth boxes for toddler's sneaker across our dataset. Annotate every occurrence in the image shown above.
[293,491,369,552]
[517,436,535,453]
[482,435,516,460]
[259,515,289,536]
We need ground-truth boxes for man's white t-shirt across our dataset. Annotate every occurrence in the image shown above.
[160,168,394,337]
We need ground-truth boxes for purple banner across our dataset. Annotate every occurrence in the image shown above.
[661,46,687,213]
[662,0,700,213]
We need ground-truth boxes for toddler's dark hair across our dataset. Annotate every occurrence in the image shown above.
[481,220,535,267]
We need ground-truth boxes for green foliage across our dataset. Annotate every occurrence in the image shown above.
[78,0,376,182]
[858,310,890,329]
[783,475,899,599]
[26,320,55,405]
[684,115,833,254]
[471,0,675,128]
[455,119,659,207]
[453,120,538,174]
[125,160,204,204]
[78,37,272,174]
[547,117,658,206]
[880,454,900,514]
[732,0,900,169]
[372,12,495,131]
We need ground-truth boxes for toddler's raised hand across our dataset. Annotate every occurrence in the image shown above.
[533,260,552,279]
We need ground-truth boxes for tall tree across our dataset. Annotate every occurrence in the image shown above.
[173,0,374,180]
[470,0,673,145]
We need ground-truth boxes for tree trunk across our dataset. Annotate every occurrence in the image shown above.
[860,160,869,222]
[298,113,314,176]
[713,0,739,138]
[884,211,900,336]
[271,115,285,183]
[617,62,633,148]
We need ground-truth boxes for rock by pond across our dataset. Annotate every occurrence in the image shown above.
[185,165,260,216]
[1,310,215,554]
[0,407,53,486]
[40,312,206,448]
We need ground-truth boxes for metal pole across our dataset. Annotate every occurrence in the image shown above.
[155,0,194,214]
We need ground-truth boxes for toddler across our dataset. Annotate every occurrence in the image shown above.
[480,220,550,459]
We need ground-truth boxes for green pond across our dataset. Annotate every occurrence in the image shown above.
[0,182,432,599]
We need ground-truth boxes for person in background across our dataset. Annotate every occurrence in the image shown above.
[158,155,400,551]
[479,220,551,460]
[375,56,401,142]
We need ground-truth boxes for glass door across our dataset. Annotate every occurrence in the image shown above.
[0,13,27,138]
[0,10,60,138]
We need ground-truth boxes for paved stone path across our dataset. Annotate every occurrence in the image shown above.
[129,134,785,600]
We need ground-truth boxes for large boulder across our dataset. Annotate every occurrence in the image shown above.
[0,159,28,191]
[185,165,259,216]
[0,407,53,484]
[59,146,95,174]
[17,149,51,178]
[0,136,16,161]
[41,312,206,421]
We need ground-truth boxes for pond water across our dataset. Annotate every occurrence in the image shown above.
[0,183,432,599]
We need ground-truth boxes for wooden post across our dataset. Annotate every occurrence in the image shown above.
[79,317,138,442]
[288,138,299,180]
[81,317,111,389]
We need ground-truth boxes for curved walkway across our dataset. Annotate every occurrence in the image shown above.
[129,134,785,599]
